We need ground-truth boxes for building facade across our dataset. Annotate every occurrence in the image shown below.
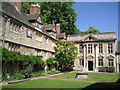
[67,32,119,72]
[1,2,61,61]
[1,2,119,73]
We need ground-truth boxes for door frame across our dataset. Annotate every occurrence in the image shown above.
[88,61,93,71]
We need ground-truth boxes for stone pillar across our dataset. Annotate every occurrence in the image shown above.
[83,44,87,72]
[94,44,98,72]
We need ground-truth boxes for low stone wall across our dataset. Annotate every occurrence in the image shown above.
[75,72,88,79]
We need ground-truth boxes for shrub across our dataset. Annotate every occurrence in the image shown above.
[2,49,45,80]
[9,73,25,80]
[47,70,61,75]
[98,67,115,73]
[30,71,45,77]
[107,67,115,73]
[20,70,32,79]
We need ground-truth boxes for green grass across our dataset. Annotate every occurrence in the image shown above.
[51,72,76,79]
[51,72,119,82]
[3,78,92,88]
[2,72,119,88]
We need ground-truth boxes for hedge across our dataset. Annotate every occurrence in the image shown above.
[98,67,115,73]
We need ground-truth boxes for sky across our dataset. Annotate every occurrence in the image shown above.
[73,2,118,37]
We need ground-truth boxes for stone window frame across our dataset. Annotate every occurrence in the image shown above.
[9,21,20,33]
[108,43,113,53]
[79,44,83,54]
[8,43,20,52]
[108,59,114,66]
[99,44,103,53]
[35,21,42,29]
[98,59,103,66]
[88,44,93,53]
[107,55,114,67]
[79,59,84,66]
[98,55,104,67]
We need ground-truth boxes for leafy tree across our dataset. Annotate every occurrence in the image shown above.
[84,27,100,34]
[21,2,79,35]
[55,41,78,72]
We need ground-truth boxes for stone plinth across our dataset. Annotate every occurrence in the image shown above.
[75,72,88,79]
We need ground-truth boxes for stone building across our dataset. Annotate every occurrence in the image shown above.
[67,32,119,72]
[0,2,63,61]
[116,41,120,72]
[0,2,119,73]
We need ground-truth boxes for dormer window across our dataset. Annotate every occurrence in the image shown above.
[35,21,41,29]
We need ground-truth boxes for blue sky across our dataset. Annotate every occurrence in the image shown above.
[73,2,118,34]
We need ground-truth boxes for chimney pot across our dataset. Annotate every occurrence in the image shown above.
[30,4,40,14]
[55,23,60,37]
[10,1,21,12]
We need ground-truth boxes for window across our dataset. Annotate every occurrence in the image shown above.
[79,45,83,53]
[10,22,14,31]
[79,59,84,66]
[16,25,19,32]
[45,37,48,44]
[8,43,20,52]
[99,44,103,53]
[88,44,92,53]
[26,29,32,38]
[10,22,19,33]
[35,22,42,29]
[108,59,114,66]
[98,59,103,66]
[108,43,113,53]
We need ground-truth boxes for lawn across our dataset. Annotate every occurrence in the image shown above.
[3,78,92,88]
[51,72,119,82]
[2,72,120,89]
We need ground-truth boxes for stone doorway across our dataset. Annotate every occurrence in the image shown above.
[88,61,93,71]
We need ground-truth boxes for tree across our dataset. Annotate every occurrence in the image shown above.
[55,41,78,72]
[21,2,79,35]
[84,27,100,34]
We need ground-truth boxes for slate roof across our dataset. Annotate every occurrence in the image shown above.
[58,33,66,39]
[42,24,56,32]
[67,32,116,42]
[1,2,33,27]
[1,2,58,41]
[27,13,40,21]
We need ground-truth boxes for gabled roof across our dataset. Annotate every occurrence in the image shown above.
[67,32,116,42]
[1,2,33,27]
[27,13,40,21]
[84,35,98,41]
[1,2,58,41]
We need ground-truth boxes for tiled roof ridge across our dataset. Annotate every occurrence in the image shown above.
[68,32,116,37]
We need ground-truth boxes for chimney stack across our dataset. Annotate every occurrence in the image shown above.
[30,4,40,14]
[55,24,60,36]
[10,1,21,12]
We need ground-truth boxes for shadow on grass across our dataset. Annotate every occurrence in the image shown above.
[82,79,120,89]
